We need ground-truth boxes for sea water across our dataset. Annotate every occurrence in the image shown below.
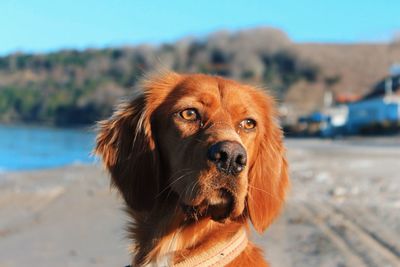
[0,124,96,171]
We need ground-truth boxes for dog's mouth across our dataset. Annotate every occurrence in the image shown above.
[181,189,235,222]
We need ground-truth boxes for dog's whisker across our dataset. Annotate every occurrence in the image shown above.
[155,170,195,198]
[205,202,210,218]
[167,168,193,183]
[188,180,200,201]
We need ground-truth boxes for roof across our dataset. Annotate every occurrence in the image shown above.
[363,74,400,100]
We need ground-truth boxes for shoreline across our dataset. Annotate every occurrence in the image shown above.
[0,161,99,174]
[2,135,399,173]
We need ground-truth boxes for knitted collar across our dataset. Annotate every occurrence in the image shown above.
[173,227,248,267]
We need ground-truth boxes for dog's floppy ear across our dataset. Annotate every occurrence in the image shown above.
[95,95,159,212]
[247,93,289,233]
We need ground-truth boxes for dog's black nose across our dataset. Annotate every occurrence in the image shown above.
[207,141,247,175]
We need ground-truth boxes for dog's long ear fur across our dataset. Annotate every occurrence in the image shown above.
[247,93,289,233]
[95,95,159,212]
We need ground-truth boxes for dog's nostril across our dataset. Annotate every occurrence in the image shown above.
[235,154,246,166]
[219,151,228,162]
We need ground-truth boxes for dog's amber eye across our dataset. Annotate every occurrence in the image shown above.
[179,108,199,121]
[240,119,256,130]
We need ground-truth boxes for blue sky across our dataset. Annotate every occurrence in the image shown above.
[1,0,399,55]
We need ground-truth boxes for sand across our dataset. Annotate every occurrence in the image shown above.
[0,138,399,267]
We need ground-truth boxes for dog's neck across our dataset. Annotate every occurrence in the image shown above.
[129,202,248,266]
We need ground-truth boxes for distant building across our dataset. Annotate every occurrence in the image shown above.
[346,95,400,134]
[296,73,400,136]
[297,105,348,137]
[344,74,400,134]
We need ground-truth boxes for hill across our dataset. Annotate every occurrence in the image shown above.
[1,27,399,125]
[285,43,400,114]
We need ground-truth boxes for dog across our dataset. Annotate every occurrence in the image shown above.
[95,71,289,266]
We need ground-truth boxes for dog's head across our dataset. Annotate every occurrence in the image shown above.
[95,72,289,233]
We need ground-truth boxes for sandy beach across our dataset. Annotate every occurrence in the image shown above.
[1,138,399,267]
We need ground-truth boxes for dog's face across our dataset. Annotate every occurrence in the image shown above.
[96,72,288,232]
[153,75,263,221]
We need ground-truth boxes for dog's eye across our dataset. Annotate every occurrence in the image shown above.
[179,108,199,121]
[240,119,256,130]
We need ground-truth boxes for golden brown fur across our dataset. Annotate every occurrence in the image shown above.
[95,71,289,266]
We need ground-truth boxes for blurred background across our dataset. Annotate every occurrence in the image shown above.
[0,1,399,266]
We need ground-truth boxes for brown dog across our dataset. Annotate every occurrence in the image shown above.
[95,71,289,266]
